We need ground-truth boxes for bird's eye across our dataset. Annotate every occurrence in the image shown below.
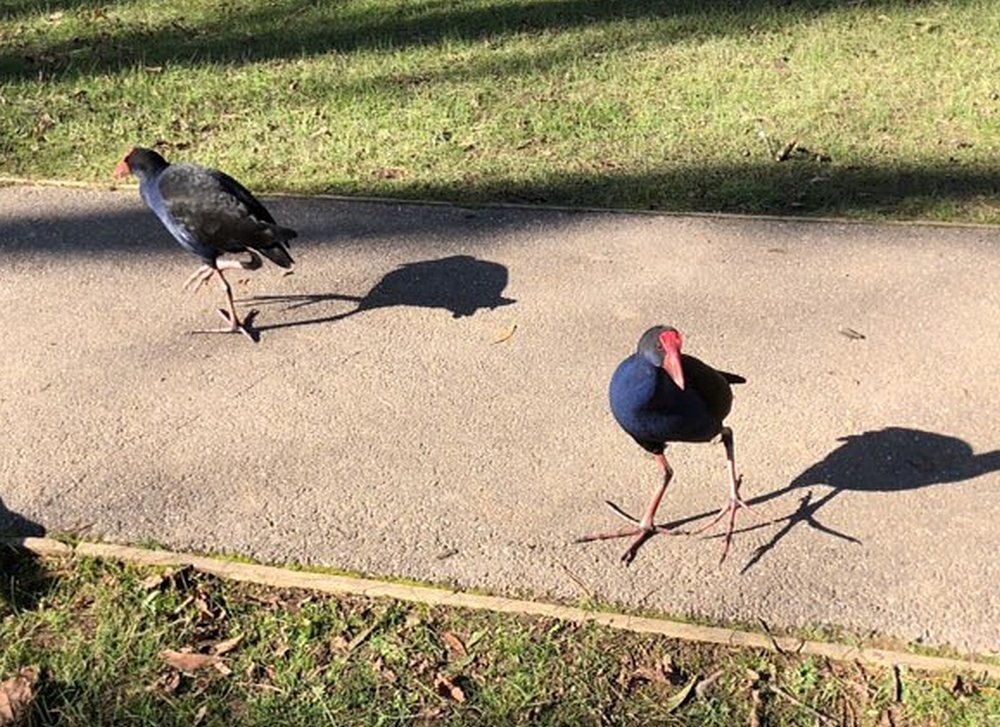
[655,343,663,351]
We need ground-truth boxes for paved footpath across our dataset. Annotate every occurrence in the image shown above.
[2,184,998,655]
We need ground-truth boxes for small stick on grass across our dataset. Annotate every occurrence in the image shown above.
[770,684,837,726]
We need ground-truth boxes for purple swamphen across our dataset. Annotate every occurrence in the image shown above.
[578,325,753,564]
[114,147,296,340]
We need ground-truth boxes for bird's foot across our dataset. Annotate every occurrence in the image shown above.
[190,309,260,342]
[691,486,757,563]
[182,265,215,293]
[575,500,676,566]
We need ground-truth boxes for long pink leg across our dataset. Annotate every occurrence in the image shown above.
[691,427,757,562]
[190,256,262,341]
[576,453,677,565]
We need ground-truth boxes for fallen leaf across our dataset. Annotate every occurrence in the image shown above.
[149,671,181,695]
[695,668,725,698]
[632,665,668,684]
[211,635,243,656]
[493,323,517,344]
[775,139,797,162]
[418,706,444,720]
[664,675,698,714]
[192,705,208,726]
[373,167,406,180]
[749,687,763,727]
[442,631,468,661]
[346,622,379,653]
[434,673,466,703]
[160,649,222,673]
[141,571,169,590]
[0,666,38,726]
[330,635,350,652]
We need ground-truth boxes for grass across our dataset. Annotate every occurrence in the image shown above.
[0,0,997,222]
[3,546,1000,725]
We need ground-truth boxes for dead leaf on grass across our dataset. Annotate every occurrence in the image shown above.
[346,622,379,653]
[695,668,725,698]
[141,571,169,591]
[631,665,669,685]
[192,705,208,726]
[211,635,243,656]
[373,167,407,180]
[664,675,698,714]
[160,649,223,673]
[434,673,466,702]
[441,631,468,661]
[148,670,181,695]
[0,666,38,726]
[749,687,763,727]
[418,706,444,720]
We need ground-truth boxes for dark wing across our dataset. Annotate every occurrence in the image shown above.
[158,164,295,265]
[209,169,276,225]
[683,354,737,424]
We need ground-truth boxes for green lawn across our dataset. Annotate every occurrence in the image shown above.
[3,546,999,726]
[1,0,997,222]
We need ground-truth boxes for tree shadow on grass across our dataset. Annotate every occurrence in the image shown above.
[667,427,1000,573]
[247,254,515,332]
[0,497,52,613]
[1,0,954,79]
[396,162,1000,221]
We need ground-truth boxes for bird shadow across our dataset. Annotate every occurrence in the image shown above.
[668,427,1000,573]
[244,254,515,332]
[1,497,50,612]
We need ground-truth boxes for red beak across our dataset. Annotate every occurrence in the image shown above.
[113,159,131,178]
[659,330,685,390]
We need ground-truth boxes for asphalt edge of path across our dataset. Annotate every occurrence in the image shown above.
[2,176,999,231]
[6,536,999,679]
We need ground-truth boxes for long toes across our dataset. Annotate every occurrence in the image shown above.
[604,500,641,524]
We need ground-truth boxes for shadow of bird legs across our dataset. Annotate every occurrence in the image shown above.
[599,500,688,534]
[739,489,861,574]
[190,309,260,342]
[234,292,366,332]
[239,292,363,311]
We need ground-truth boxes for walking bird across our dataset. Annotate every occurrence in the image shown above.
[114,146,296,340]
[578,325,753,564]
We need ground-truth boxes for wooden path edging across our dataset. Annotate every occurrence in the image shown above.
[7,537,999,679]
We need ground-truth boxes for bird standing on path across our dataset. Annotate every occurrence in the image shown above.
[578,325,753,564]
[114,146,296,340]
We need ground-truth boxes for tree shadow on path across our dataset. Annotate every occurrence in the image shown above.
[670,427,1000,573]
[246,254,515,332]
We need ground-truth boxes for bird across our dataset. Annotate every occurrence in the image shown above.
[113,146,296,340]
[577,325,752,564]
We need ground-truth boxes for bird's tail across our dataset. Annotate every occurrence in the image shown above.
[253,225,297,268]
[720,370,747,384]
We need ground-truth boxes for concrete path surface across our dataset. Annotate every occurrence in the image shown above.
[2,185,998,655]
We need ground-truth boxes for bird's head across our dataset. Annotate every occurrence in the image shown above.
[113,146,168,180]
[638,325,685,390]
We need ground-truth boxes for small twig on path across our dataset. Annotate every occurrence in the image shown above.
[557,561,595,600]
